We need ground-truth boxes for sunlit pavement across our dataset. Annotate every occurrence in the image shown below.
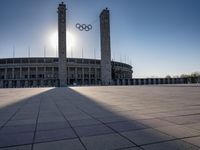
[0,85,200,150]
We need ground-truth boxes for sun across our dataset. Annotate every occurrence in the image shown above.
[49,31,58,48]
[48,30,75,49]
[67,31,75,49]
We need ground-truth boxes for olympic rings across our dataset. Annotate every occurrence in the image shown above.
[75,23,92,31]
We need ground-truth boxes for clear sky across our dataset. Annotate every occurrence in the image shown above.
[0,0,199,78]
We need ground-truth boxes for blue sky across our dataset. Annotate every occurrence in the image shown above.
[0,0,199,77]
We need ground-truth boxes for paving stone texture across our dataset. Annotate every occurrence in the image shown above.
[0,85,200,150]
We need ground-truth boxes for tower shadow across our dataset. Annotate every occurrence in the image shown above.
[0,86,199,150]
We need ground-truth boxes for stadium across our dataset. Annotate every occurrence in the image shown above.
[0,57,132,88]
[0,2,133,88]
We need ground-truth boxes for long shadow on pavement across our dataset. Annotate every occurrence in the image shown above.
[0,86,200,150]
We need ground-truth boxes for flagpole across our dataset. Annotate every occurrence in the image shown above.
[13,45,15,58]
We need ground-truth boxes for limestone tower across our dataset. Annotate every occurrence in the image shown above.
[58,2,67,87]
[100,8,112,85]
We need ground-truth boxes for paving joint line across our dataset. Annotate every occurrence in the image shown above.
[31,94,43,150]
[51,96,88,150]
[138,136,200,149]
[0,137,80,149]
[0,143,32,149]
[48,88,200,149]
[66,89,200,149]
[0,97,33,131]
[66,100,145,150]
[141,126,200,148]
[115,145,141,150]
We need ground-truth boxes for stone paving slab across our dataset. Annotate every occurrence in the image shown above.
[36,121,70,131]
[69,118,102,127]
[35,128,77,143]
[81,133,135,150]
[0,145,31,150]
[183,136,200,147]
[98,116,129,123]
[138,118,174,128]
[107,120,147,132]
[0,122,4,128]
[33,139,85,150]
[0,124,35,134]
[0,132,34,147]
[121,128,174,145]
[5,119,36,127]
[155,125,200,138]
[185,123,200,131]
[161,115,200,125]
[120,147,143,150]
[142,139,200,150]
[74,124,114,137]
[122,147,143,150]
[0,86,200,150]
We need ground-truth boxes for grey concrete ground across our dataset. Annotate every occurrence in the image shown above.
[0,85,200,150]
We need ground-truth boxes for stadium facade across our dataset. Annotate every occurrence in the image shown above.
[0,2,133,88]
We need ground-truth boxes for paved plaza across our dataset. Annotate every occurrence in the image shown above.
[0,85,200,150]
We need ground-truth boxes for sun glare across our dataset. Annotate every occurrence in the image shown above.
[48,30,75,49]
[49,31,58,48]
[67,31,75,48]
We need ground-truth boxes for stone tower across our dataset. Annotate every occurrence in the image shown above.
[100,8,112,85]
[58,2,67,87]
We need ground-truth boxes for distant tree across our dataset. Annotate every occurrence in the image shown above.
[165,75,171,78]
[180,74,189,78]
[178,72,200,83]
[191,72,200,77]
[172,75,179,78]
[190,72,200,83]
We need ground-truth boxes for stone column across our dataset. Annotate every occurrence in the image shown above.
[75,67,77,84]
[153,78,156,84]
[40,80,44,87]
[58,2,67,87]
[95,68,97,85]
[8,80,12,88]
[33,80,37,87]
[28,67,30,80]
[133,79,135,85]
[17,80,20,88]
[36,67,38,80]
[25,80,28,87]
[20,67,22,80]
[82,67,84,85]
[4,68,7,80]
[122,79,125,85]
[147,79,150,85]
[130,79,133,85]
[144,79,146,85]
[89,68,91,85]
[172,78,174,84]
[116,79,119,85]
[127,79,130,85]
[52,67,55,86]
[48,80,51,87]
[179,78,183,84]
[167,78,170,84]
[100,8,112,85]
[136,79,139,85]
[12,68,14,79]
[0,80,3,88]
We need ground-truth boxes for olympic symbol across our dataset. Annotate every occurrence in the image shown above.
[75,23,92,31]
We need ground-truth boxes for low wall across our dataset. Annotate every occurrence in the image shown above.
[0,77,197,88]
[113,78,188,85]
